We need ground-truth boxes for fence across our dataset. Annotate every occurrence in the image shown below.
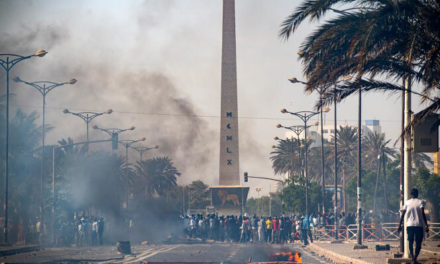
[313,222,439,241]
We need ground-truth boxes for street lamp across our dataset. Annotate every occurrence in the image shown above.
[289,77,330,215]
[14,76,76,241]
[119,138,147,163]
[131,145,159,162]
[278,109,319,216]
[255,186,262,215]
[93,125,135,150]
[63,108,113,146]
[0,50,47,243]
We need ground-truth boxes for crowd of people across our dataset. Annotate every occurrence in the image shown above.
[181,213,322,245]
[54,216,105,246]
[179,211,399,245]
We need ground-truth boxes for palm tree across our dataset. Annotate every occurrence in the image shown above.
[134,157,180,199]
[270,137,308,183]
[1,110,44,242]
[281,0,440,119]
[363,131,395,214]
[327,126,357,213]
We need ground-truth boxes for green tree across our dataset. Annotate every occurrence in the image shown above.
[134,157,180,199]
[280,0,440,119]
[270,137,304,180]
[186,180,210,210]
[413,168,440,222]
[363,131,395,214]
[1,110,44,243]
[327,126,357,213]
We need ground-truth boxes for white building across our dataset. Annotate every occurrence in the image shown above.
[285,120,382,144]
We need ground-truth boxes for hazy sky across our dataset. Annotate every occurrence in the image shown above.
[0,0,429,197]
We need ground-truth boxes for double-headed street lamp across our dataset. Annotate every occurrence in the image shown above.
[276,122,318,215]
[280,109,319,216]
[14,77,76,241]
[93,125,135,150]
[131,145,159,162]
[119,138,146,163]
[0,50,47,243]
[289,77,330,215]
[63,108,113,145]
[275,125,304,141]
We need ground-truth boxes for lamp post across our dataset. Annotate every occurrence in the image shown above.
[289,77,330,215]
[0,50,47,243]
[93,125,135,151]
[119,138,147,164]
[63,108,113,148]
[275,124,315,181]
[255,186,262,215]
[279,109,319,216]
[14,77,76,242]
[131,145,159,162]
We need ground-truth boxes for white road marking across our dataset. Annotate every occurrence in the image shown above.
[125,245,181,263]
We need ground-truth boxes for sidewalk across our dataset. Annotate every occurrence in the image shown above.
[305,240,440,264]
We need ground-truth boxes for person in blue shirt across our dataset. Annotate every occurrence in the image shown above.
[301,215,309,245]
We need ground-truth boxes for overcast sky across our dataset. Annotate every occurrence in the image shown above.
[0,0,429,197]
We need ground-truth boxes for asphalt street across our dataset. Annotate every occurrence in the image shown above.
[0,243,328,263]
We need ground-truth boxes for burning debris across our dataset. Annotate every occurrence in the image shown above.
[268,251,302,263]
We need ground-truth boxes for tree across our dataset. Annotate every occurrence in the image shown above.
[282,180,329,215]
[133,157,180,200]
[363,131,395,214]
[186,180,210,210]
[413,168,440,222]
[1,110,44,243]
[280,0,440,120]
[270,137,304,180]
[328,126,357,213]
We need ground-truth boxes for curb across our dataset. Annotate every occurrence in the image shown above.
[0,245,40,257]
[307,243,371,264]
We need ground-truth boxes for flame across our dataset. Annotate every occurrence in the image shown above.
[294,252,302,263]
[269,251,302,263]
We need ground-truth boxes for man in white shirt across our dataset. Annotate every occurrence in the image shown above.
[398,188,429,264]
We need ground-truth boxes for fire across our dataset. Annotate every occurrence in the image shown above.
[269,251,302,263]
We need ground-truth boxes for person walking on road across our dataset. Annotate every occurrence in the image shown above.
[398,188,429,264]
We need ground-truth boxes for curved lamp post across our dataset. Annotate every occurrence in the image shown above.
[93,125,135,151]
[289,77,330,215]
[0,50,47,243]
[131,145,159,161]
[277,111,319,216]
[119,138,147,163]
[14,76,76,240]
[63,108,113,146]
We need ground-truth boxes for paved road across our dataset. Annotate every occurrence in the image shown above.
[0,243,328,263]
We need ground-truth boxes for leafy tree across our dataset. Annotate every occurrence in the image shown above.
[413,168,440,222]
[133,157,180,199]
[186,180,210,210]
[327,126,357,213]
[363,131,395,214]
[270,137,304,179]
[2,110,44,243]
[282,181,330,215]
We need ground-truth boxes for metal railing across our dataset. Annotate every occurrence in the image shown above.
[312,222,439,241]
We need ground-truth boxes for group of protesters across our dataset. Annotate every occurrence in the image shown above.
[54,216,105,247]
[181,214,320,245]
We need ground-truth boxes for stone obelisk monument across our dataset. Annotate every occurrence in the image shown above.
[219,0,239,185]
[211,0,248,216]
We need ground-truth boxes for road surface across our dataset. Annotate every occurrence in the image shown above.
[0,243,329,263]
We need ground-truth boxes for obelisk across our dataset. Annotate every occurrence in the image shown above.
[219,0,239,186]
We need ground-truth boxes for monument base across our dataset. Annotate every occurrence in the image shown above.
[210,185,249,216]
